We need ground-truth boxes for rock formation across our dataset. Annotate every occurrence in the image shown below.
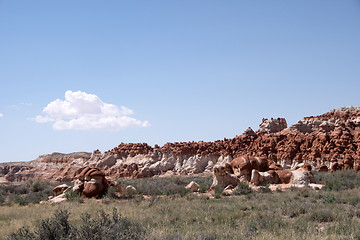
[1,106,360,183]
[73,167,112,198]
[186,181,200,192]
[210,163,238,190]
[256,118,287,134]
[53,184,70,196]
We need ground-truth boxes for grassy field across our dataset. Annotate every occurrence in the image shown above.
[1,171,360,239]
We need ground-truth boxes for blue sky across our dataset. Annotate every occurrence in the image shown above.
[1,1,359,162]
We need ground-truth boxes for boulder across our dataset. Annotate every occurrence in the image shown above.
[318,165,329,172]
[210,163,238,190]
[256,118,287,134]
[250,169,277,186]
[53,184,70,196]
[230,156,252,177]
[95,154,116,168]
[268,162,283,170]
[185,181,200,192]
[83,180,105,198]
[125,185,137,194]
[276,170,293,184]
[330,162,341,172]
[72,179,84,194]
[75,167,109,198]
[47,193,67,203]
[354,164,360,172]
[302,162,312,172]
[230,156,269,180]
[290,170,314,185]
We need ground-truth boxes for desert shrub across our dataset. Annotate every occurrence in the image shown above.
[6,192,47,206]
[343,195,360,206]
[258,184,271,193]
[117,175,210,196]
[19,193,48,206]
[103,187,118,204]
[281,201,308,218]
[161,233,217,240]
[321,193,335,204]
[246,212,287,236]
[325,220,360,238]
[126,187,137,198]
[307,209,335,223]
[11,196,28,206]
[194,176,212,193]
[0,194,4,206]
[5,210,72,240]
[213,185,223,198]
[38,210,72,240]
[76,208,145,240]
[198,183,209,193]
[0,179,57,206]
[179,187,191,197]
[314,170,360,191]
[5,208,145,240]
[26,179,45,193]
[5,227,35,240]
[65,189,82,202]
[297,187,311,198]
[233,182,252,196]
[0,184,29,195]
[105,186,117,199]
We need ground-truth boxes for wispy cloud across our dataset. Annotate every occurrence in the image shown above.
[20,102,32,107]
[35,90,150,130]
[7,102,33,109]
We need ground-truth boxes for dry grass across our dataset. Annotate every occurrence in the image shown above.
[2,172,360,239]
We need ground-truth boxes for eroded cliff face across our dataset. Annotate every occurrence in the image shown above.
[1,106,360,183]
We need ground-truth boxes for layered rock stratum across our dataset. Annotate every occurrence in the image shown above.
[1,106,360,183]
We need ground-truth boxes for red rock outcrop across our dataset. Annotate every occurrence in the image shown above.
[318,165,329,172]
[74,167,109,198]
[1,106,360,183]
[53,184,70,196]
[256,118,287,134]
[210,163,238,190]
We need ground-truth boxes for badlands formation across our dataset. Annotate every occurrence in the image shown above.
[1,106,360,185]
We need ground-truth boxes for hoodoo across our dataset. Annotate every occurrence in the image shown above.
[1,106,360,183]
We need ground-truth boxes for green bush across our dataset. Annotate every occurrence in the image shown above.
[314,170,360,191]
[5,208,145,240]
[233,182,252,196]
[105,186,117,199]
[117,175,212,196]
[0,179,57,206]
[6,191,48,206]
[199,181,212,193]
[308,209,335,223]
[65,189,82,202]
[214,185,223,198]
[321,194,335,204]
[258,184,271,193]
[12,196,28,206]
[26,179,46,193]
[0,184,29,195]
[281,201,308,218]
[0,194,5,206]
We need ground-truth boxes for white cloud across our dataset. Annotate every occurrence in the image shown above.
[34,115,54,123]
[0,113,3,117]
[7,102,32,109]
[35,90,150,130]
[20,102,32,106]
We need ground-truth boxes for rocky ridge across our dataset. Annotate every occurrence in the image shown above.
[1,106,360,183]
